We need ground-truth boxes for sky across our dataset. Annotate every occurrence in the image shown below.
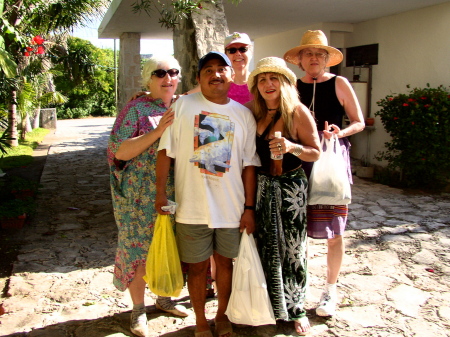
[71,19,174,55]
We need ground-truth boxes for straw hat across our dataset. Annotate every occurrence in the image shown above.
[283,30,343,67]
[248,57,297,89]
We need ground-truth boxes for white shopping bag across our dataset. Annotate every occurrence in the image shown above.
[308,136,351,205]
[225,230,276,326]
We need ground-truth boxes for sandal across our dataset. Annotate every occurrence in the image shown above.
[294,316,310,336]
[214,321,233,337]
[195,330,213,337]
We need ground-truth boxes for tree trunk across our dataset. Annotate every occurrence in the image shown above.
[25,114,32,132]
[7,90,19,147]
[173,0,229,94]
[32,107,41,129]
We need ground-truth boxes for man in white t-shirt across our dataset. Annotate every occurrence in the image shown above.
[156,51,260,337]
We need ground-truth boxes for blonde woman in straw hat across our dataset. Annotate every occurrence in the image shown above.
[245,57,321,335]
[284,30,365,317]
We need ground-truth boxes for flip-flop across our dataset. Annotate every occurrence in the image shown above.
[294,316,311,336]
[214,321,233,337]
[195,330,213,337]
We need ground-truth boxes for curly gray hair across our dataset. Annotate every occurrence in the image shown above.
[141,55,182,89]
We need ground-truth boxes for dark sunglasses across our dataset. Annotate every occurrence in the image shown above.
[226,46,249,54]
[151,68,180,78]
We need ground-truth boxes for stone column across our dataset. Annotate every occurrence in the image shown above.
[118,32,141,113]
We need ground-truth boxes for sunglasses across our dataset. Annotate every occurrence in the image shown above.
[226,46,249,54]
[151,68,180,78]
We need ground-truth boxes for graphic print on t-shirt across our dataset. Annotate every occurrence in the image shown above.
[190,111,235,176]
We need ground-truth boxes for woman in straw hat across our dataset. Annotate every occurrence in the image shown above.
[246,57,321,335]
[284,30,365,317]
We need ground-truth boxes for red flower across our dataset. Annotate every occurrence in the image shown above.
[36,46,45,55]
[403,103,409,106]
[421,97,427,100]
[408,98,416,102]
[393,117,399,120]
[411,122,415,125]
[424,104,431,108]
[33,35,45,45]
[26,46,33,52]
[24,51,30,56]
[388,97,393,101]
[421,158,426,161]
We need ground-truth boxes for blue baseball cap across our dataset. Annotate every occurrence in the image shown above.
[198,51,232,73]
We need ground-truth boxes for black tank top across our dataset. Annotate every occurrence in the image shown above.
[255,113,302,173]
[297,76,345,130]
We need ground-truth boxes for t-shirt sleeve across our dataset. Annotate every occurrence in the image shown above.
[158,101,178,158]
[242,109,261,167]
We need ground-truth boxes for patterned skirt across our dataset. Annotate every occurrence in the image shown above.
[302,135,351,239]
[255,168,308,321]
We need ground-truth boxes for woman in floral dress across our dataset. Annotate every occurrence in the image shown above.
[245,57,321,335]
[107,56,188,337]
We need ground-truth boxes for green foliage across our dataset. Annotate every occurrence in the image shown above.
[0,197,35,218]
[375,84,450,189]
[132,0,242,29]
[0,115,14,156]
[9,175,40,192]
[53,37,116,119]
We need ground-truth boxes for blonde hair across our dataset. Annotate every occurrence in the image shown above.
[141,55,181,89]
[249,72,300,138]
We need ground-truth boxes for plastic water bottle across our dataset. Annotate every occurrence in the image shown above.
[270,131,283,176]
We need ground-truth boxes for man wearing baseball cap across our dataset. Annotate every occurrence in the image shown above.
[156,51,260,337]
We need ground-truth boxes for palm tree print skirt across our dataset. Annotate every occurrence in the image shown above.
[256,168,308,321]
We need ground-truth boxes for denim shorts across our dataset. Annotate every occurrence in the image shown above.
[175,222,241,263]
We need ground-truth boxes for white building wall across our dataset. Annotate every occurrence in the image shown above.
[252,2,450,167]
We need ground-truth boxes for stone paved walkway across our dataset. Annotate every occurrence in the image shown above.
[1,117,449,337]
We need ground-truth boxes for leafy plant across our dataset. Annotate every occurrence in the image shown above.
[9,176,40,192]
[0,198,35,219]
[375,84,450,189]
[0,115,15,156]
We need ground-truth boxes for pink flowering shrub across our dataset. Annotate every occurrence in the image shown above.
[375,84,450,188]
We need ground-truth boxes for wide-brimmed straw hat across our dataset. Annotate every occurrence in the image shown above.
[247,57,297,89]
[283,30,343,67]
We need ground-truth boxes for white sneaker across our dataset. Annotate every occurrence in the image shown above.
[130,308,148,337]
[156,296,189,317]
[315,290,337,317]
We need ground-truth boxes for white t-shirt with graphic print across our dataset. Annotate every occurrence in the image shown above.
[158,92,260,228]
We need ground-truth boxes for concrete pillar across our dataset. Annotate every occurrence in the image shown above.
[118,32,141,113]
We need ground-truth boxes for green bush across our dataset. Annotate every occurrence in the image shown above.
[375,84,450,189]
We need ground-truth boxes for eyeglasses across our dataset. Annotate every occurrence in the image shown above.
[303,51,328,59]
[151,68,180,78]
[226,46,249,54]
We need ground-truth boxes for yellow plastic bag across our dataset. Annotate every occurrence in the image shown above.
[143,214,183,297]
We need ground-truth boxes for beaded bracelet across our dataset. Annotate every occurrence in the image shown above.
[291,144,304,156]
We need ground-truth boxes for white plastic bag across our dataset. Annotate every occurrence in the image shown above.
[225,230,276,326]
[308,136,351,205]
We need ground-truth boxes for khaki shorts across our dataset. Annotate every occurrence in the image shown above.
[175,222,241,263]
